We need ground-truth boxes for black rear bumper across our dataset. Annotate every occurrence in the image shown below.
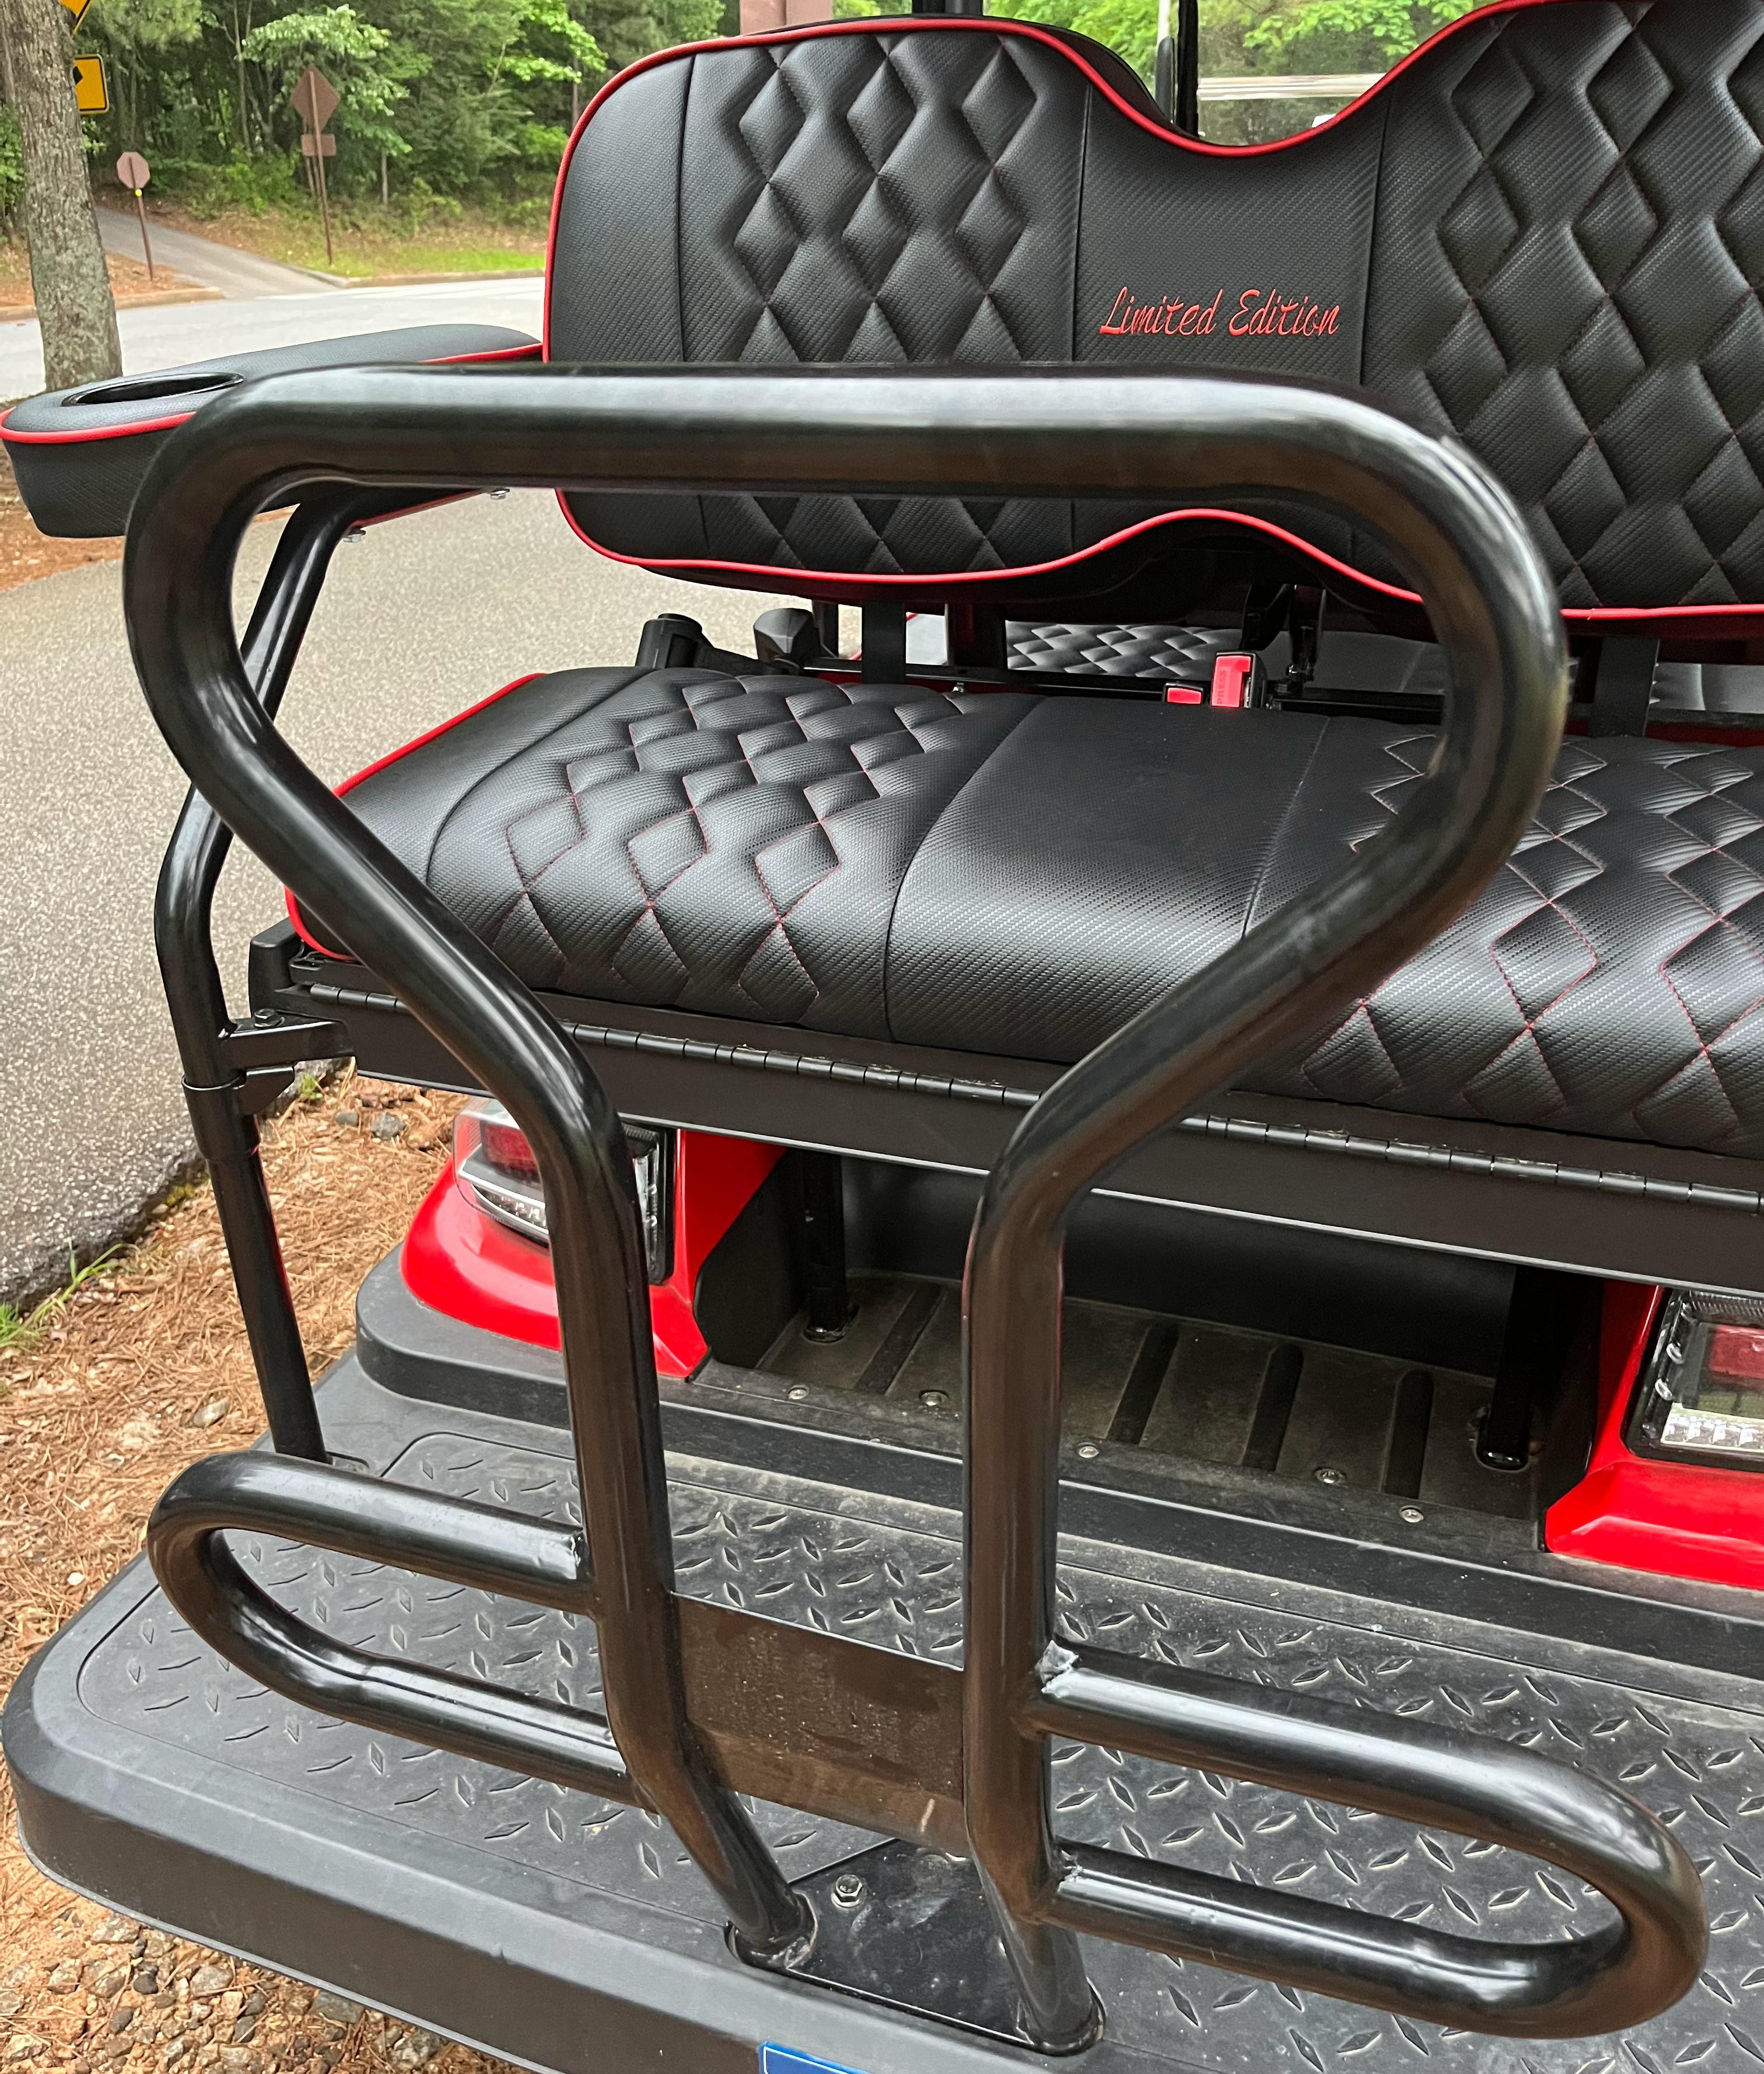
[10,1274,1764,2074]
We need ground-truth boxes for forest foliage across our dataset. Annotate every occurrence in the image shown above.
[79,0,732,218]
[36,0,1477,219]
[1001,0,1474,84]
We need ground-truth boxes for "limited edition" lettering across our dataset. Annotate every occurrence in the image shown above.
[1098,285,1340,339]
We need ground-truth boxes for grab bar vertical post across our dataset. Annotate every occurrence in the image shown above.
[125,454,810,1963]
[964,1185,1096,2047]
[153,494,362,1461]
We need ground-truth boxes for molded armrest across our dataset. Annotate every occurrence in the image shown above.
[0,324,538,537]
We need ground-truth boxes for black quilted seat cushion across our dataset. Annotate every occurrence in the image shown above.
[550,0,1764,617]
[303,669,1764,1162]
[1005,622,1238,680]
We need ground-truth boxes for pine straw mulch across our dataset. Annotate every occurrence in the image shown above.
[0,1073,521,2074]
[0,247,212,317]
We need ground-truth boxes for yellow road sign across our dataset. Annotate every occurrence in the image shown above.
[72,54,107,113]
[61,0,93,30]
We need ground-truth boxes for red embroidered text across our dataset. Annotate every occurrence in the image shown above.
[1098,285,1340,340]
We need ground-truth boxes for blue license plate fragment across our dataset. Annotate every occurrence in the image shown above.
[760,2049,865,2074]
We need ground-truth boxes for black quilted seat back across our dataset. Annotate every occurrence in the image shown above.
[548,0,1764,621]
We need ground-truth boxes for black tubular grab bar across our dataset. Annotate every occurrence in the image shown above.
[149,1454,632,1802]
[121,363,1705,2044]
[153,493,360,1461]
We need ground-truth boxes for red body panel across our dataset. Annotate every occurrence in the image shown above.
[1546,1283,1764,1592]
[402,1129,784,1380]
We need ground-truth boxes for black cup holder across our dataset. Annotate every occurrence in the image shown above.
[64,370,243,410]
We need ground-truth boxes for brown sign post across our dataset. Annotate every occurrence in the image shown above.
[289,66,340,267]
[115,151,153,281]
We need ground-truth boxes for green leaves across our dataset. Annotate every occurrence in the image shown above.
[988,0,1483,130]
[1244,0,1474,65]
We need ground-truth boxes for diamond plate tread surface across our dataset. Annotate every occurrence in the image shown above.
[76,1429,1764,2074]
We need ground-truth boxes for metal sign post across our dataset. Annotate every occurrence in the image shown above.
[289,67,340,268]
[116,151,153,281]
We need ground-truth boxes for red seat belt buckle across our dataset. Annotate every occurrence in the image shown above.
[1209,652,1259,708]
[1163,684,1204,704]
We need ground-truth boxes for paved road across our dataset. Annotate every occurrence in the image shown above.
[96,204,328,298]
[0,280,786,1300]
[0,274,545,398]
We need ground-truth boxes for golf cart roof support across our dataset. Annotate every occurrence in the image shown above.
[121,362,1704,2045]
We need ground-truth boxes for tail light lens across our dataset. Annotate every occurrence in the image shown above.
[453,1099,674,1283]
[1629,1289,1764,1467]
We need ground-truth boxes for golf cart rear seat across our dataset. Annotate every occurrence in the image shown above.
[236,0,1764,1246]
[18,0,1764,1247]
[10,9,1764,2065]
[284,670,1764,1166]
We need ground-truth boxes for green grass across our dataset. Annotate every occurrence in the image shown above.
[0,1243,121,1360]
[281,239,545,279]
[179,207,545,281]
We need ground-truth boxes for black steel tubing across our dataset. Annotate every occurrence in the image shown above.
[925,374,1704,2041]
[1031,1646,1704,2034]
[115,363,1703,2033]
[157,1450,594,1610]
[1054,1844,1623,2023]
[155,495,364,1461]
[149,1454,631,1802]
[124,372,850,1962]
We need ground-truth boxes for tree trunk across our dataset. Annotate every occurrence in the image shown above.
[8,0,118,391]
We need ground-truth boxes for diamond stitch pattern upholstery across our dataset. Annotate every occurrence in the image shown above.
[312,669,1764,1162]
[549,1,1764,615]
[1005,622,1239,680]
[556,26,1091,578]
[1362,0,1764,608]
[305,667,1034,1034]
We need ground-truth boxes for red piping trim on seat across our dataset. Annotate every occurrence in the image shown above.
[541,5,1764,635]
[431,343,542,364]
[552,495,1418,599]
[0,342,539,449]
[553,492,1764,634]
[284,670,544,959]
[0,403,194,445]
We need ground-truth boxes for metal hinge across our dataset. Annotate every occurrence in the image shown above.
[184,1013,351,1155]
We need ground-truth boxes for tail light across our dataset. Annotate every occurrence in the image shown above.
[453,1099,674,1283]
[1629,1289,1764,1467]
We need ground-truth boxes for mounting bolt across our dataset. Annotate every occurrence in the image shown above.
[1399,1504,1424,1524]
[830,1873,865,1909]
[786,1385,808,1403]
[1314,1466,1346,1487]
[1076,1442,1100,1460]
[919,1389,948,1409]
